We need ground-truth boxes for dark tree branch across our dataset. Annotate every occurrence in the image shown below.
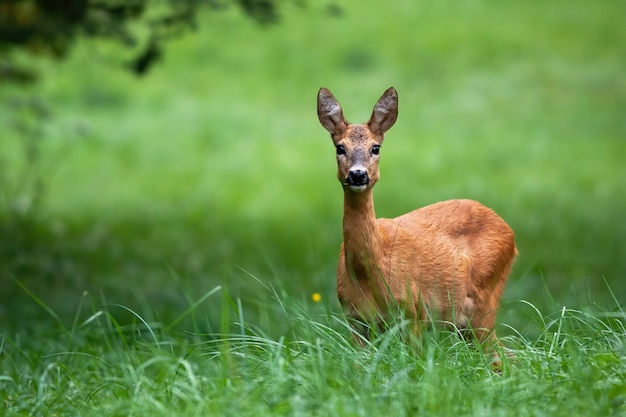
[0,0,298,82]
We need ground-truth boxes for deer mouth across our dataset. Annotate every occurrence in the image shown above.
[349,184,367,192]
[342,182,368,193]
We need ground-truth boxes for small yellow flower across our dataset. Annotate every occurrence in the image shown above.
[312,293,322,302]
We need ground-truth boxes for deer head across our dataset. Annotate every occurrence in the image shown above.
[317,87,398,193]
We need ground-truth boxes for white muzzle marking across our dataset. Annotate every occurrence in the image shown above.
[349,184,367,192]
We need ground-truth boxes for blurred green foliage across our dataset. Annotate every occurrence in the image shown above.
[0,0,296,80]
[0,0,624,332]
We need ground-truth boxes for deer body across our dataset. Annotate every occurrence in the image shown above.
[317,87,517,346]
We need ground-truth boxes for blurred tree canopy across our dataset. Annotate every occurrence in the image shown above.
[0,0,295,82]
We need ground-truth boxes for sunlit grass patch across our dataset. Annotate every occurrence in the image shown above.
[2,280,625,416]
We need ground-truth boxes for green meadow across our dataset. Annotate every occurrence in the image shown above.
[1,1,625,415]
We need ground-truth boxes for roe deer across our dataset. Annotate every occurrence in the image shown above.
[317,87,517,354]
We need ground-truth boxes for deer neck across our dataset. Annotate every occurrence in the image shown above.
[342,189,384,282]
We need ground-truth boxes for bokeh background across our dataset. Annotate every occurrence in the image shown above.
[1,0,624,335]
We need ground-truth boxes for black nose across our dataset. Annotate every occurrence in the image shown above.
[348,169,369,186]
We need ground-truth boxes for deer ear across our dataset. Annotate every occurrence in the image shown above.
[368,87,398,135]
[318,88,348,136]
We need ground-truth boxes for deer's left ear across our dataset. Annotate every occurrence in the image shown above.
[368,87,398,135]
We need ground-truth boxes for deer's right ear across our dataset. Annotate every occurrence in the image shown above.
[318,88,348,136]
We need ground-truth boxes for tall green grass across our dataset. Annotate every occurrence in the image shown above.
[2,284,625,416]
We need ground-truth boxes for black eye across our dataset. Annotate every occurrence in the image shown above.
[371,145,380,155]
[336,144,346,155]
